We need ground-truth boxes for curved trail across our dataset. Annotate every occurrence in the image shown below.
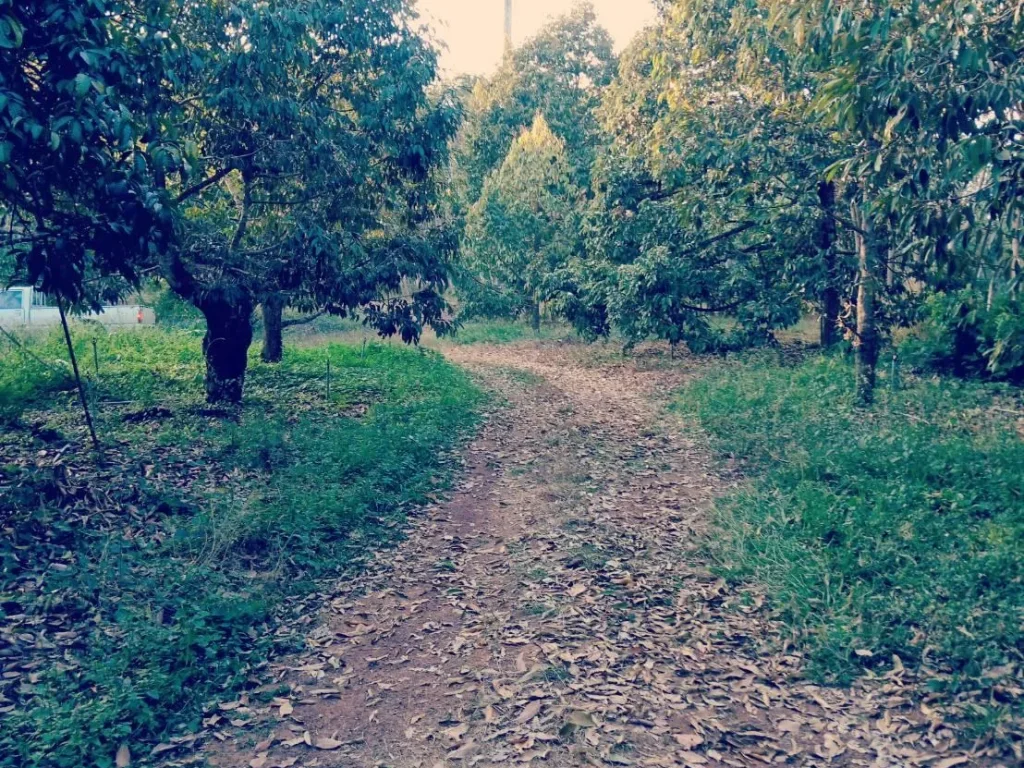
[207,342,992,768]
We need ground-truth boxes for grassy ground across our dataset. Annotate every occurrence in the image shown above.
[0,327,483,767]
[677,353,1023,724]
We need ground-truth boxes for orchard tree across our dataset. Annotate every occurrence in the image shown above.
[0,0,168,305]
[462,115,581,330]
[158,0,458,401]
[780,0,1024,402]
[567,18,814,352]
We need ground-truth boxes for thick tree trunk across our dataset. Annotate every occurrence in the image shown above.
[530,300,541,333]
[816,181,840,347]
[261,294,284,364]
[853,204,880,406]
[201,297,254,404]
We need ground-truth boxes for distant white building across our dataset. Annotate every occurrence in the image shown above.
[0,287,154,327]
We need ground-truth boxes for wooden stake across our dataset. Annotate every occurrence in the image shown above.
[57,300,101,453]
[326,358,331,400]
[92,338,100,377]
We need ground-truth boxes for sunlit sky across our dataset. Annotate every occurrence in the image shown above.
[416,0,659,77]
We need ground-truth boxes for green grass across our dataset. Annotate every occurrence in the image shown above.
[677,354,1023,707]
[0,327,483,767]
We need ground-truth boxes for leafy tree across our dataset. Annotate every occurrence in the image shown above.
[0,0,168,306]
[575,0,1022,400]
[157,0,458,401]
[462,115,581,330]
[782,0,1024,401]
[567,18,817,352]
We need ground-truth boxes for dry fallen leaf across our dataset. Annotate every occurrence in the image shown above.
[566,711,597,728]
[115,745,131,768]
[678,753,708,766]
[314,736,344,750]
[447,740,477,760]
[673,734,704,749]
[934,758,970,768]
[517,700,543,723]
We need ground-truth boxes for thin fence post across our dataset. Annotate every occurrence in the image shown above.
[326,358,331,400]
[92,338,100,378]
[57,300,101,453]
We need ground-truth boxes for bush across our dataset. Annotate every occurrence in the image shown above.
[902,290,1024,384]
[677,354,1024,705]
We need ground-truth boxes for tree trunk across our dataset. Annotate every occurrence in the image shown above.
[1012,212,1021,296]
[201,297,254,404]
[853,204,880,406]
[530,300,541,333]
[261,294,284,364]
[816,181,840,347]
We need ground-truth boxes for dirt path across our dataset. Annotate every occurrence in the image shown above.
[206,342,999,768]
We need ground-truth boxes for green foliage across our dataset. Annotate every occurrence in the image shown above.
[461,116,582,323]
[152,286,204,329]
[450,319,574,346]
[0,329,483,767]
[0,334,73,423]
[451,3,616,205]
[0,0,169,307]
[161,0,460,335]
[902,290,1024,384]
[679,355,1024,701]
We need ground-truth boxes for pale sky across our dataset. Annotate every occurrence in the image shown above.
[416,0,659,77]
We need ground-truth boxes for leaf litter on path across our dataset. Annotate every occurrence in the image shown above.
[196,341,1019,768]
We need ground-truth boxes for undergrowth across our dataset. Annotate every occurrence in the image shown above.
[677,354,1023,717]
[0,327,483,767]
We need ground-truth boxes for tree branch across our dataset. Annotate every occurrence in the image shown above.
[174,167,232,204]
[281,310,327,328]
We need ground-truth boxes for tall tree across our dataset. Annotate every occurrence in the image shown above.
[462,115,581,329]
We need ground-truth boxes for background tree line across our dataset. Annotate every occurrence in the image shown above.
[454,0,1023,403]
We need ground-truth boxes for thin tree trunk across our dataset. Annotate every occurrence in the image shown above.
[530,300,541,333]
[201,297,254,404]
[853,203,880,406]
[816,181,840,347]
[1012,212,1021,296]
[57,300,100,452]
[261,294,284,364]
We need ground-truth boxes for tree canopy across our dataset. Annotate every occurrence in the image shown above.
[0,0,169,307]
[462,115,581,327]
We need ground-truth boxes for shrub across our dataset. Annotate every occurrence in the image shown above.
[902,290,1024,384]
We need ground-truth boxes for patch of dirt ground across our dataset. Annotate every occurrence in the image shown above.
[198,341,1016,768]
